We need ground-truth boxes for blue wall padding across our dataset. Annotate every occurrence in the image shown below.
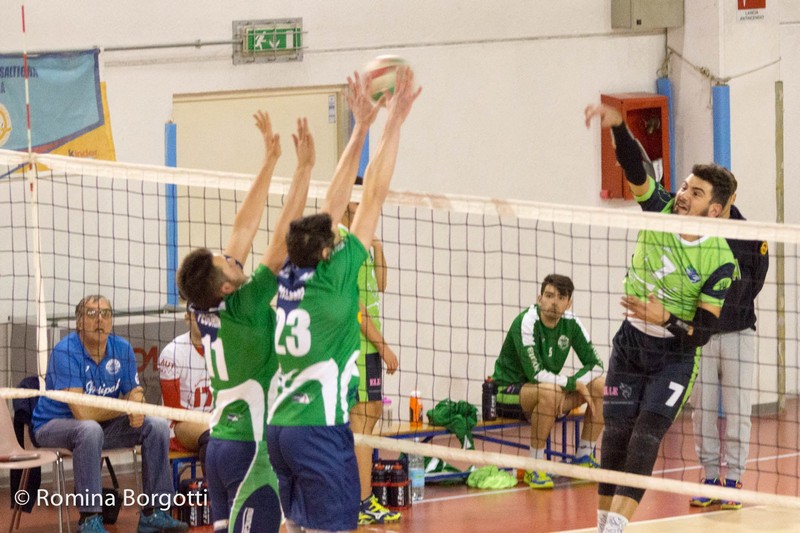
[712,84,732,170]
[165,122,179,307]
[656,77,677,192]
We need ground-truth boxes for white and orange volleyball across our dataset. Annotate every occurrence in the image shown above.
[363,55,409,101]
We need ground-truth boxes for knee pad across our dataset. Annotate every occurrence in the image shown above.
[614,410,672,503]
[598,416,635,497]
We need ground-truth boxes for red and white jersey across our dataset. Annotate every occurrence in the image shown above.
[158,332,213,412]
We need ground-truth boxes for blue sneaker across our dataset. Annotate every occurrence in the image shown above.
[572,453,600,468]
[137,509,189,533]
[77,515,108,533]
[689,477,722,507]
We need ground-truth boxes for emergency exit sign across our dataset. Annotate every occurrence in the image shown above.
[233,18,303,64]
[244,27,301,52]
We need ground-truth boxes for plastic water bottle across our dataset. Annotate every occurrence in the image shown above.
[409,390,423,427]
[482,376,497,421]
[409,442,425,502]
[382,396,394,427]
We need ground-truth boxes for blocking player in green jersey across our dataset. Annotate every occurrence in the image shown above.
[177,113,315,533]
[585,103,737,533]
[267,67,420,533]
[491,274,605,490]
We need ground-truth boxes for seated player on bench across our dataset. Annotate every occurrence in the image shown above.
[159,307,212,468]
[491,274,605,489]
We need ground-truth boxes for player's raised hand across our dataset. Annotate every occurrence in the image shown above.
[385,66,422,124]
[292,117,315,170]
[347,71,382,127]
[254,110,281,162]
[584,103,623,129]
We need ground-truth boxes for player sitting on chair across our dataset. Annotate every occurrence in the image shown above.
[491,274,605,490]
[32,294,188,533]
[158,307,212,468]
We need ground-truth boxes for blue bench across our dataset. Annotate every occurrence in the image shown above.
[375,414,583,479]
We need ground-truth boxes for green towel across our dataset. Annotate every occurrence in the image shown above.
[466,465,519,490]
[426,399,477,450]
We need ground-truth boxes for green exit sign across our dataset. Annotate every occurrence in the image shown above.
[233,18,303,64]
[244,27,302,52]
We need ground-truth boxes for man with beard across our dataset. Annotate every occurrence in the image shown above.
[584,103,737,533]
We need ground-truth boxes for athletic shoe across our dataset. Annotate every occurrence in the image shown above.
[572,453,600,469]
[77,515,108,533]
[523,470,554,489]
[720,478,743,510]
[689,477,722,507]
[137,509,190,533]
[358,494,401,525]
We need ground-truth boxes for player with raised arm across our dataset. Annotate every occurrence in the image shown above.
[176,113,315,533]
[584,103,737,533]
[266,67,420,533]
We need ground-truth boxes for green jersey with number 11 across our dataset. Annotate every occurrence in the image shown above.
[269,235,367,426]
[193,264,278,442]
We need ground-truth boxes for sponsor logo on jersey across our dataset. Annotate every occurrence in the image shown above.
[86,378,120,396]
[685,266,701,283]
[105,358,121,375]
[558,335,570,351]
[292,393,311,404]
[620,383,633,400]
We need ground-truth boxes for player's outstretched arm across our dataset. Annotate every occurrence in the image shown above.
[373,237,388,292]
[321,72,382,229]
[351,66,421,250]
[224,110,282,264]
[262,118,315,273]
[584,102,650,198]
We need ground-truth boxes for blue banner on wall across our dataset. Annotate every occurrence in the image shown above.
[0,49,103,152]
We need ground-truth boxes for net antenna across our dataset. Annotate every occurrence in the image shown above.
[20,4,49,390]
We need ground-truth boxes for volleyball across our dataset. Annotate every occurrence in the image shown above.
[363,55,408,101]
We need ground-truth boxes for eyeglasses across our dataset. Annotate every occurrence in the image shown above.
[222,254,244,271]
[84,308,113,319]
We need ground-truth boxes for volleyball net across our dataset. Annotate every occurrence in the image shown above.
[1,148,799,509]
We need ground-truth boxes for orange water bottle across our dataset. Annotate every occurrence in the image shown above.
[409,390,423,427]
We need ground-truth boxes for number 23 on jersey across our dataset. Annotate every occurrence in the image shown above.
[275,308,311,357]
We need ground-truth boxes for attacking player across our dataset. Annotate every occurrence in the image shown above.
[177,112,315,533]
[584,103,737,533]
[266,67,420,533]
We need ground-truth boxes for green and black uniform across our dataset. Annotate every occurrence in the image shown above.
[598,121,736,505]
[492,304,603,418]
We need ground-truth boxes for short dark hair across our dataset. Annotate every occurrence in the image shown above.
[176,247,225,310]
[75,294,111,318]
[286,213,335,268]
[540,274,574,298]
[691,163,737,207]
